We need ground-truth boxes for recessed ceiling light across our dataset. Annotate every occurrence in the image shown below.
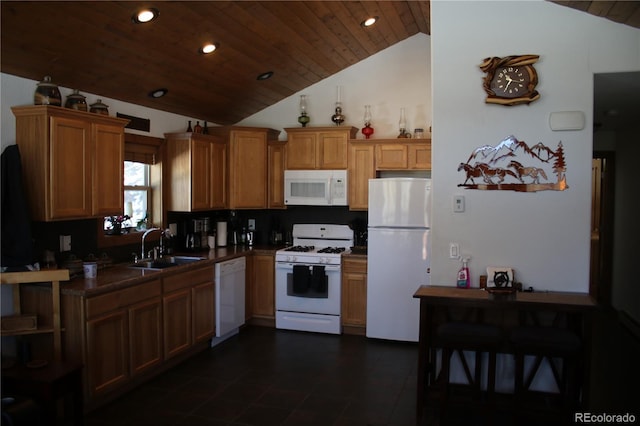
[199,43,218,55]
[132,8,159,24]
[148,88,168,98]
[257,71,274,81]
[361,16,378,27]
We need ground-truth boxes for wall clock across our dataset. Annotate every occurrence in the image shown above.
[479,55,540,106]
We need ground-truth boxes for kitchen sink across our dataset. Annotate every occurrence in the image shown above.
[129,255,205,270]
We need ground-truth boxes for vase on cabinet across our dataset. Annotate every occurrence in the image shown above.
[34,76,62,106]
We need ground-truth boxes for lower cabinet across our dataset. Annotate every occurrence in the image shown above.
[63,264,216,407]
[84,279,161,397]
[250,253,275,319]
[162,266,215,359]
[341,257,367,333]
[192,281,216,342]
[162,288,192,360]
[129,299,163,377]
[86,310,129,396]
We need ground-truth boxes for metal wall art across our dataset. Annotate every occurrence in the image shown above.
[457,135,568,192]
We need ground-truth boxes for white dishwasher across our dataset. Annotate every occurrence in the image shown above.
[211,256,246,347]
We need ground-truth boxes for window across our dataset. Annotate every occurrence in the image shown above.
[103,161,151,232]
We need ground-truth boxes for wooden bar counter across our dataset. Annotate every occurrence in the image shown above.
[413,285,596,424]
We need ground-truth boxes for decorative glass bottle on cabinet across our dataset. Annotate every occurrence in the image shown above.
[298,95,310,127]
[361,105,374,139]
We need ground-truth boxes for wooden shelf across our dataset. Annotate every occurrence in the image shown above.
[1,269,70,361]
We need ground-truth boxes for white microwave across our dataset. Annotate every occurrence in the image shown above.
[284,170,348,206]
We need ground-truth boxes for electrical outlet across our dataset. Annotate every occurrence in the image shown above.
[59,235,71,252]
[248,219,256,231]
[453,195,465,213]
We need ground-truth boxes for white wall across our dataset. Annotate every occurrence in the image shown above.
[429,0,640,292]
[1,73,195,152]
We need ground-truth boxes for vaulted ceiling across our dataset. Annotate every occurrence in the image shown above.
[1,1,638,126]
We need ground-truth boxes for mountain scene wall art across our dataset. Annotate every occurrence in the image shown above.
[457,135,568,192]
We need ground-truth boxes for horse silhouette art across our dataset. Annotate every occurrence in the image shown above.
[508,160,548,184]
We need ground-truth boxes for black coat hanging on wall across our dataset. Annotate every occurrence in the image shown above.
[1,145,34,269]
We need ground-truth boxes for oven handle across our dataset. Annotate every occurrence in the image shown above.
[276,263,341,272]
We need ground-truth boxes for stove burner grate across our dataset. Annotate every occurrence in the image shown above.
[317,247,346,254]
[284,245,315,252]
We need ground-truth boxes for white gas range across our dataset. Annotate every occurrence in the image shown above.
[275,224,353,334]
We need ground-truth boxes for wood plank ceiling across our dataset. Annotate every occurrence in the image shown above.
[1,1,638,126]
[551,0,640,29]
[1,1,430,125]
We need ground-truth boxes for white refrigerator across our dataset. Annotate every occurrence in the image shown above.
[366,178,431,342]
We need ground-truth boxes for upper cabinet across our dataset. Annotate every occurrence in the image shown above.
[285,127,357,170]
[267,140,287,209]
[375,142,431,170]
[348,141,376,211]
[347,139,432,211]
[12,105,128,221]
[164,133,227,212]
[207,126,280,209]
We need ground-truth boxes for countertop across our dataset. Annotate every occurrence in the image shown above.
[60,245,282,297]
[413,285,596,311]
[59,245,366,297]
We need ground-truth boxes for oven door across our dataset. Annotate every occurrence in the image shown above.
[275,262,341,315]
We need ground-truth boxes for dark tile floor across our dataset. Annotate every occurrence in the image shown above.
[84,327,421,426]
[83,308,640,426]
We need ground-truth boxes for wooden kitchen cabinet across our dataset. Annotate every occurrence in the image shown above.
[408,142,432,169]
[341,257,367,333]
[347,139,432,210]
[207,126,280,209]
[128,298,163,377]
[268,141,287,209]
[50,265,216,408]
[192,280,215,343]
[86,310,128,396]
[164,132,227,211]
[250,254,275,319]
[348,141,376,211]
[285,127,357,170]
[162,289,191,359]
[12,105,127,221]
[93,123,126,216]
[375,139,432,170]
[84,279,161,397]
[163,266,215,358]
[210,141,227,209]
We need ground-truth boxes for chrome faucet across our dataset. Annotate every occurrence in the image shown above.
[141,227,161,260]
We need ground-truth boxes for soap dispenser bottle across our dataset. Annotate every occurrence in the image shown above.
[457,257,471,288]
